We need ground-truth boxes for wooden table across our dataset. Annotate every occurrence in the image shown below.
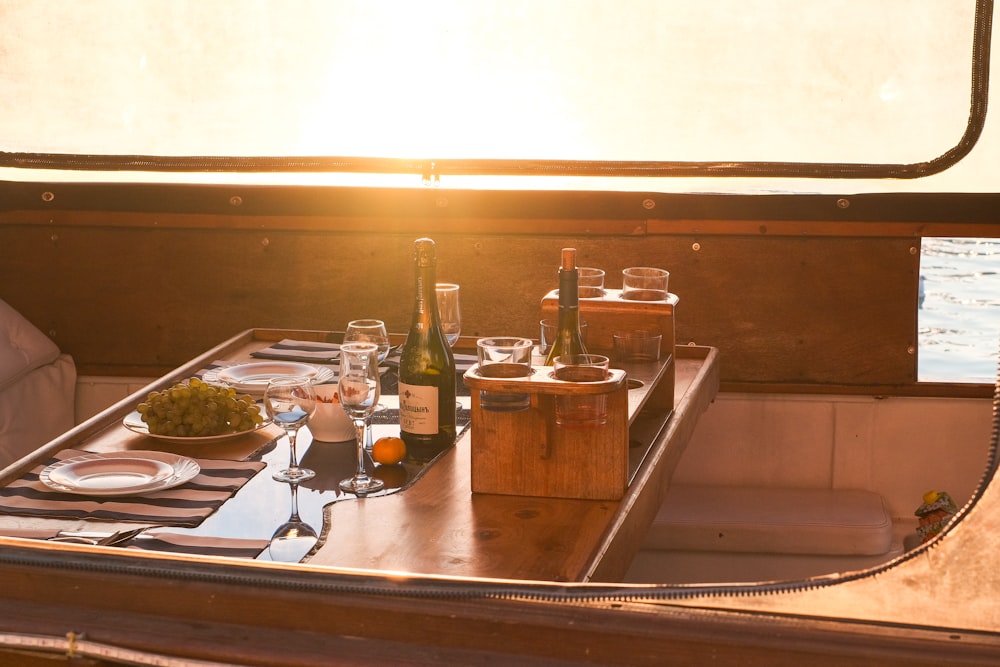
[0,328,718,582]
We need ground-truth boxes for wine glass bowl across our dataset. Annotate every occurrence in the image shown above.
[338,342,384,495]
[435,283,461,347]
[263,376,318,483]
[344,319,391,363]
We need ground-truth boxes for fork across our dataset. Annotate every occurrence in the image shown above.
[50,527,152,546]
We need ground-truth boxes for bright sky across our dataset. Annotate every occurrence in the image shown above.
[0,0,991,193]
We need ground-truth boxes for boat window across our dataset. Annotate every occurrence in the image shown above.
[919,238,1000,382]
[0,0,991,193]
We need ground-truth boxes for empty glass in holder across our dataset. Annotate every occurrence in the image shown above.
[476,337,534,411]
[621,267,669,301]
[553,354,611,427]
[577,267,606,298]
[612,330,662,363]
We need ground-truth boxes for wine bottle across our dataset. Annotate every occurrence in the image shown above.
[544,248,589,365]
[398,238,457,462]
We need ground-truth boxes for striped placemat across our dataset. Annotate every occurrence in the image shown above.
[249,339,341,363]
[0,449,266,528]
[0,527,268,559]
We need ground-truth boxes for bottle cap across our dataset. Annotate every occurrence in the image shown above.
[560,248,577,271]
[415,238,437,268]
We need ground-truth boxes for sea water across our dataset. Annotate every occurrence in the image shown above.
[919,238,1000,384]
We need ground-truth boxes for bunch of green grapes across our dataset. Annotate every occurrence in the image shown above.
[136,377,264,437]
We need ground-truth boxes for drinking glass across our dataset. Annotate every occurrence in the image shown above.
[344,318,390,451]
[338,342,384,495]
[344,319,391,362]
[267,481,318,563]
[264,376,318,482]
[476,336,534,411]
[577,267,606,298]
[553,354,611,428]
[435,283,461,347]
[621,267,669,301]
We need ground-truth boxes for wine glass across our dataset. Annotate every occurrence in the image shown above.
[263,376,317,483]
[435,283,461,347]
[344,318,390,451]
[344,319,391,363]
[267,481,318,562]
[338,342,384,495]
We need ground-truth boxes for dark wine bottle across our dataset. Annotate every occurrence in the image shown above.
[398,238,457,462]
[544,247,589,365]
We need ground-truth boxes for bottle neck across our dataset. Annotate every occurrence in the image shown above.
[558,267,579,311]
[413,264,439,329]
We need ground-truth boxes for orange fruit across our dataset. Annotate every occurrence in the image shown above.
[372,436,407,465]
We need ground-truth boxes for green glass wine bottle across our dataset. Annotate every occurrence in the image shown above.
[398,238,457,462]
[544,247,589,365]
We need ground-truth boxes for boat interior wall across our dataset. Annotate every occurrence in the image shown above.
[0,189,957,396]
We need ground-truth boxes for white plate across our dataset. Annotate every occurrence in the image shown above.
[122,411,271,443]
[40,451,201,497]
[204,361,334,396]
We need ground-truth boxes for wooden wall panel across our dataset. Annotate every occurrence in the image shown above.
[0,217,918,388]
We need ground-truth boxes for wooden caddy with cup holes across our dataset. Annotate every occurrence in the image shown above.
[464,288,677,500]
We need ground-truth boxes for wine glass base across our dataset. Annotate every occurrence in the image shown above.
[339,476,384,495]
[273,467,316,483]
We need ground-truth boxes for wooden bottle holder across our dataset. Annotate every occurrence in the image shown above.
[465,366,631,500]
[464,288,678,501]
[542,287,678,414]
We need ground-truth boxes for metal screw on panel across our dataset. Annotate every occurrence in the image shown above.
[692,242,701,252]
[907,345,915,355]
[642,198,656,210]
[909,246,918,255]
[41,191,55,202]
[230,196,243,207]
[261,237,270,247]
[836,198,850,209]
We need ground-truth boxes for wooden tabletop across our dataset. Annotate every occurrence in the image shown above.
[0,329,718,582]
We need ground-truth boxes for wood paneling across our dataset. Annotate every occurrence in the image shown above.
[6,185,992,389]
[0,216,919,389]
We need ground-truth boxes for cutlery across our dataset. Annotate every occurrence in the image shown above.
[50,527,151,546]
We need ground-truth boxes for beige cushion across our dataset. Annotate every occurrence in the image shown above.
[624,543,904,584]
[0,299,60,392]
[0,299,76,467]
[0,355,76,468]
[644,485,894,556]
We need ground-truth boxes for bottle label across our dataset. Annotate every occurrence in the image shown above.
[398,381,440,435]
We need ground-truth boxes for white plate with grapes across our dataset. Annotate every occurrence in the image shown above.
[123,378,272,443]
[203,361,334,397]
[123,411,272,443]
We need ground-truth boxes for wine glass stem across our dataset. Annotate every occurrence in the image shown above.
[286,428,300,472]
[354,419,368,478]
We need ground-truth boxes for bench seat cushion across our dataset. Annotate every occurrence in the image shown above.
[0,299,61,392]
[643,485,894,556]
[0,299,76,467]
